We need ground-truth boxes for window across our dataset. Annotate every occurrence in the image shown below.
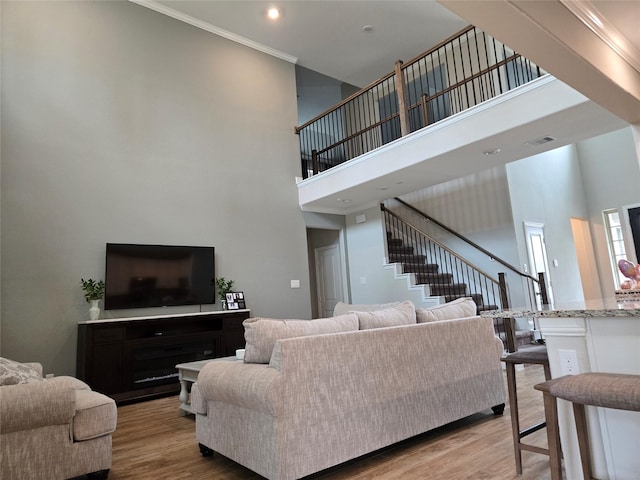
[603,209,627,289]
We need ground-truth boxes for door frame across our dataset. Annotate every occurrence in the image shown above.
[523,221,554,307]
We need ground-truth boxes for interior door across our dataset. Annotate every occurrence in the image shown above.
[524,222,554,308]
[315,245,344,318]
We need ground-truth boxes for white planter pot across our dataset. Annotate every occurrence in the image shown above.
[89,300,100,320]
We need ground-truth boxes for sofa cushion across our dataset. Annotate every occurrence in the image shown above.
[333,301,401,316]
[243,314,359,364]
[0,357,44,385]
[73,389,117,441]
[416,297,477,323]
[353,300,416,330]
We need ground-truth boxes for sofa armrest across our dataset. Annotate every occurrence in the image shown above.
[0,381,75,434]
[196,361,282,416]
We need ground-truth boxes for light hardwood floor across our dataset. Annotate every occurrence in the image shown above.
[106,365,556,480]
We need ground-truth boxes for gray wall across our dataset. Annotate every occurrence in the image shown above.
[1,1,311,373]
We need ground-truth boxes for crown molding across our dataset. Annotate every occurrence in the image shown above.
[129,0,298,65]
[559,0,640,73]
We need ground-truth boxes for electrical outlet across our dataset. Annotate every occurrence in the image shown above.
[558,349,580,375]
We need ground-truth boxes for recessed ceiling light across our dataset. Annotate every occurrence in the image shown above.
[336,198,352,204]
[362,25,374,33]
[483,148,502,156]
[267,7,280,20]
[377,186,389,191]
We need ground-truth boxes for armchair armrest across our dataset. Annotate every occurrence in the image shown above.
[24,362,43,377]
[0,381,75,434]
[196,361,282,416]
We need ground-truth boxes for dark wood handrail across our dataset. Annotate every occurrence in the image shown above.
[388,197,539,284]
[294,72,396,134]
[294,24,477,134]
[296,24,546,179]
[403,53,527,112]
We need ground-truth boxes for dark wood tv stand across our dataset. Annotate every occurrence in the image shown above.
[76,310,250,404]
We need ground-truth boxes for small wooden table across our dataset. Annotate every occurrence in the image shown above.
[175,356,239,415]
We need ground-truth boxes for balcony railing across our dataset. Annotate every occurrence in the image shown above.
[295,25,546,179]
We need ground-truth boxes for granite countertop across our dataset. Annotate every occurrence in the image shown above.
[480,298,640,318]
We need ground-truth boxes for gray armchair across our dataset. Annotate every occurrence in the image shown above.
[0,359,117,480]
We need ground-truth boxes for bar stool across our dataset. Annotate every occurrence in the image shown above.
[536,373,640,480]
[502,343,552,475]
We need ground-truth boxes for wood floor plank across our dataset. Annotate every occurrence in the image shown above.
[104,364,558,480]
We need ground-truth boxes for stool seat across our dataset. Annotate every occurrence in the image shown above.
[550,373,640,412]
[503,345,549,364]
[536,373,640,480]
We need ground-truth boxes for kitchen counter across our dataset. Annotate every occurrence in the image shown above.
[483,302,639,479]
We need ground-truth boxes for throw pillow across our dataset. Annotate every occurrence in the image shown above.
[333,301,401,316]
[415,297,477,323]
[354,300,416,330]
[0,357,44,385]
[243,313,359,364]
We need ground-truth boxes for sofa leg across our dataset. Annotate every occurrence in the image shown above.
[87,469,110,479]
[199,443,214,457]
[491,403,505,415]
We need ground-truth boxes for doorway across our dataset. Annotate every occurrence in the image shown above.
[315,245,344,318]
[524,222,554,308]
[307,228,347,318]
[570,218,602,301]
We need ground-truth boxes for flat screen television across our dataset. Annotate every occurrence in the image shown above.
[104,243,215,310]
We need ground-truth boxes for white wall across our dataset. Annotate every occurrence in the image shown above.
[576,127,640,299]
[1,1,311,374]
[343,132,639,310]
[506,145,588,305]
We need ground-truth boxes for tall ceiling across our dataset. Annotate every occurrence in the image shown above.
[135,0,640,213]
[143,0,469,88]
[142,0,639,92]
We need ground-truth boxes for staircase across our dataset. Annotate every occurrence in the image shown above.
[387,233,498,313]
[382,198,549,350]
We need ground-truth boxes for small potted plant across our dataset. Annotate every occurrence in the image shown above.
[81,278,105,320]
[215,277,234,310]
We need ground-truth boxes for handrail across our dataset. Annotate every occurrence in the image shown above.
[390,197,539,284]
[383,205,501,286]
[294,69,397,134]
[295,24,546,178]
[295,25,480,134]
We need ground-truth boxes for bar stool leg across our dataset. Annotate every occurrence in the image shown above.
[505,362,523,474]
[573,403,593,480]
[540,390,563,480]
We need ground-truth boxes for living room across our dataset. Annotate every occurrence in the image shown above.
[2,1,640,479]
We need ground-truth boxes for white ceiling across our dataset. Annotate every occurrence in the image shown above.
[143,0,638,89]
[136,0,640,214]
[142,0,468,87]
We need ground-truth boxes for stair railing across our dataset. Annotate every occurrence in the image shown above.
[383,204,507,311]
[295,25,546,179]
[382,199,549,349]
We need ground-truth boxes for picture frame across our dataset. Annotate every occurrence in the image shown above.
[225,291,246,310]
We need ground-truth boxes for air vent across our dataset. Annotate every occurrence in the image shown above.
[525,136,556,147]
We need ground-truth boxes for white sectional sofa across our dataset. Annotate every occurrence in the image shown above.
[192,299,505,480]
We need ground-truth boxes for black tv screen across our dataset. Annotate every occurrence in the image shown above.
[104,243,215,310]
